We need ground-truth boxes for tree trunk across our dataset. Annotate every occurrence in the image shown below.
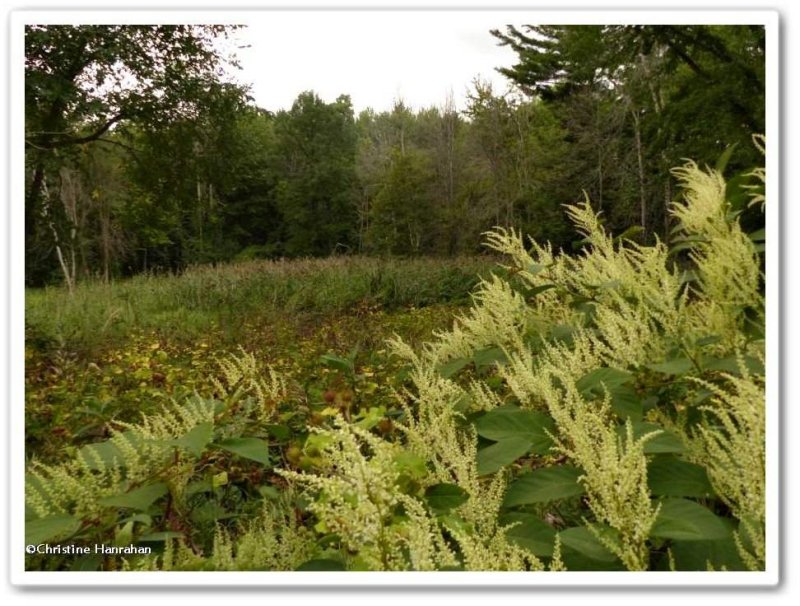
[632,110,647,232]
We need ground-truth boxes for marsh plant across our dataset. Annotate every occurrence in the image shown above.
[25,153,766,572]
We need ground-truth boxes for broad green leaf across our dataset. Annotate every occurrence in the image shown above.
[650,498,729,541]
[78,439,124,471]
[668,534,746,571]
[500,513,556,557]
[185,478,214,496]
[424,483,469,513]
[473,346,507,370]
[173,422,213,457]
[437,356,471,378]
[77,430,145,470]
[619,421,686,454]
[609,385,643,420]
[748,228,765,242]
[647,358,696,376]
[98,482,169,511]
[695,335,723,347]
[26,515,81,544]
[215,437,271,465]
[296,558,346,571]
[503,465,584,507]
[476,437,532,476]
[703,355,764,376]
[576,367,633,395]
[647,455,715,498]
[558,526,618,562]
[474,407,555,454]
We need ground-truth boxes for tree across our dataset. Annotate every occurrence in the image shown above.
[367,148,438,255]
[491,24,765,238]
[272,92,359,256]
[25,24,243,284]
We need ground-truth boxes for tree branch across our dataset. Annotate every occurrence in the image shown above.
[43,113,126,149]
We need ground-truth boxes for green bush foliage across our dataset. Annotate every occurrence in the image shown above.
[25,158,765,572]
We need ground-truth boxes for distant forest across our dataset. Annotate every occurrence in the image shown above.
[24,24,765,287]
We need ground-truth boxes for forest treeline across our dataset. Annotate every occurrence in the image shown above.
[24,24,765,287]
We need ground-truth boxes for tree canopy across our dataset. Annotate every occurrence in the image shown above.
[23,23,765,287]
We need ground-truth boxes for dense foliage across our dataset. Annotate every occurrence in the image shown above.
[25,158,766,572]
[24,24,765,287]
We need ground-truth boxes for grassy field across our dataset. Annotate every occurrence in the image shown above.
[25,256,495,464]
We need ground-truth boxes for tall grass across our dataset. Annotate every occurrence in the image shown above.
[26,256,495,352]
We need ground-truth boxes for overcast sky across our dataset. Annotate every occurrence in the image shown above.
[224,12,520,114]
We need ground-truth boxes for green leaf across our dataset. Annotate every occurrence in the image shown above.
[668,532,746,571]
[646,357,696,376]
[527,262,548,275]
[296,558,346,571]
[424,483,469,513]
[185,478,214,497]
[503,465,584,507]
[613,225,645,244]
[668,241,704,256]
[620,421,686,454]
[648,456,715,498]
[258,485,281,500]
[77,431,145,470]
[393,451,428,480]
[748,228,765,242]
[172,422,213,457]
[549,324,575,345]
[558,526,618,562]
[78,440,124,470]
[525,283,557,298]
[473,346,507,370]
[576,367,633,394]
[695,335,723,347]
[703,355,764,377]
[501,513,556,557]
[609,385,643,420]
[26,515,81,544]
[265,424,291,441]
[715,142,738,174]
[476,437,532,476]
[474,407,555,454]
[650,498,730,541]
[319,354,353,374]
[98,482,169,511]
[437,356,471,378]
[215,437,271,465]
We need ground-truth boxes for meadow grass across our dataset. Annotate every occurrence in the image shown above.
[25,255,495,354]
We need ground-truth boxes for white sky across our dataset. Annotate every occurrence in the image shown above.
[225,12,520,114]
